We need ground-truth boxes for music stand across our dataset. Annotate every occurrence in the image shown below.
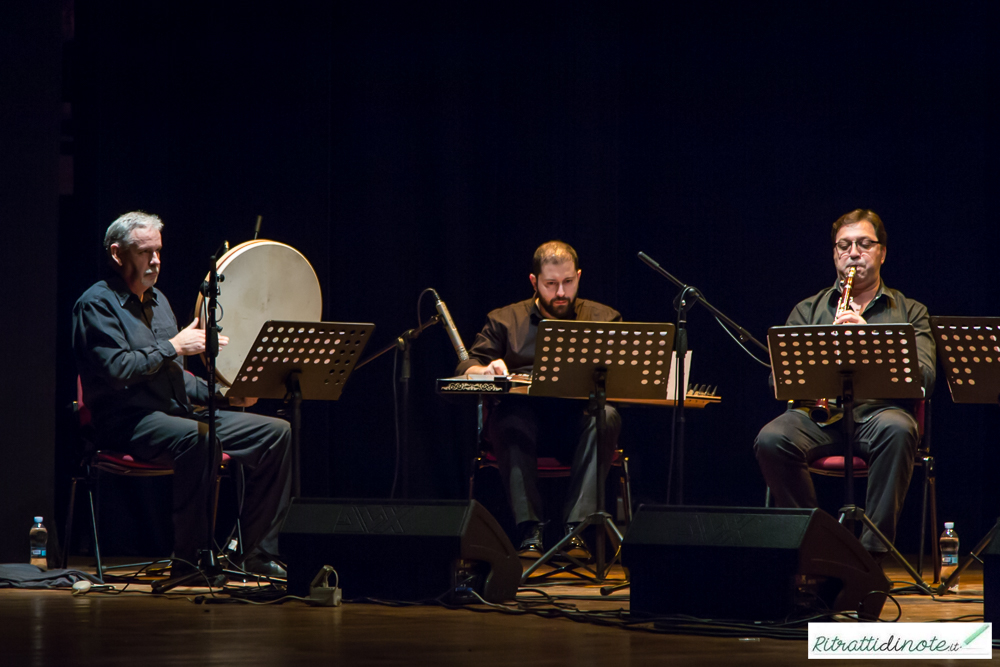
[768,323,931,593]
[520,320,676,584]
[930,316,1000,594]
[227,320,375,497]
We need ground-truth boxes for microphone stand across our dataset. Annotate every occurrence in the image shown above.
[638,251,768,505]
[153,242,228,593]
[354,315,441,498]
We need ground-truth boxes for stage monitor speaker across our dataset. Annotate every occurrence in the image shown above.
[621,506,890,621]
[279,498,520,603]
[984,527,999,624]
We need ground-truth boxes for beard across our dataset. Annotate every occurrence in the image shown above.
[538,293,576,319]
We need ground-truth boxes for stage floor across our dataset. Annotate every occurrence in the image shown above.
[1,558,993,666]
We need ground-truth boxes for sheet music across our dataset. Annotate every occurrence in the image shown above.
[665,351,693,401]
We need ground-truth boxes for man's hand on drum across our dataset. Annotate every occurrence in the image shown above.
[169,317,229,356]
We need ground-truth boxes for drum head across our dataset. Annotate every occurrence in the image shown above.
[195,240,322,389]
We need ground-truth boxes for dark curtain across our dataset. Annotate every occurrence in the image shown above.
[56,0,998,555]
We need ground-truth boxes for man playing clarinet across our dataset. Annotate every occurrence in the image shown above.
[754,209,935,562]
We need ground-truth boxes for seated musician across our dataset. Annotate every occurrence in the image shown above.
[458,240,622,560]
[754,209,936,562]
[72,211,292,578]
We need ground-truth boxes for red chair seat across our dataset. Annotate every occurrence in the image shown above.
[95,451,172,471]
[808,455,868,476]
[94,450,232,475]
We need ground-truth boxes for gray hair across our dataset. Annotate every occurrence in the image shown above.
[104,211,163,257]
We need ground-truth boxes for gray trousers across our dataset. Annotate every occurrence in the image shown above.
[754,407,918,552]
[485,396,620,527]
[107,410,292,563]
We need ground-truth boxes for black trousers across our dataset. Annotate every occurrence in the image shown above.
[485,396,621,527]
[754,407,918,552]
[106,409,292,563]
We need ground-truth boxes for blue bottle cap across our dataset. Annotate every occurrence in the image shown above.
[33,516,43,523]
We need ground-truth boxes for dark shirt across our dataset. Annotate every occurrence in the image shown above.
[457,297,622,375]
[72,275,210,436]
[782,279,935,422]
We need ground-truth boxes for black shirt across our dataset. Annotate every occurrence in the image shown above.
[457,297,622,375]
[72,275,210,434]
[783,279,935,422]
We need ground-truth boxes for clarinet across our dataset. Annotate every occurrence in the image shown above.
[808,267,858,423]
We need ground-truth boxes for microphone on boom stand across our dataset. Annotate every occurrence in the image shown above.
[430,289,469,362]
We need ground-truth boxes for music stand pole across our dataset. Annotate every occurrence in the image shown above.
[153,246,226,593]
[521,320,677,584]
[521,367,620,583]
[671,288,694,505]
[592,368,609,573]
[286,370,302,498]
[841,373,856,523]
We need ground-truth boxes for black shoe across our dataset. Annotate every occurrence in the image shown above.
[241,555,287,579]
[517,523,544,559]
[562,526,591,562]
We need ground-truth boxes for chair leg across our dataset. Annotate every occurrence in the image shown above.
[62,477,79,570]
[927,457,940,584]
[211,474,222,537]
[621,455,633,524]
[86,484,104,584]
[919,456,930,578]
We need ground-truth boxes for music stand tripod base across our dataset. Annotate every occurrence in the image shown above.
[520,320,677,584]
[769,324,930,593]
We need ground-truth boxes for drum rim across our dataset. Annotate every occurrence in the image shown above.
[193,239,323,387]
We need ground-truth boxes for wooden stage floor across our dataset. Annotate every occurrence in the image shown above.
[1,557,994,666]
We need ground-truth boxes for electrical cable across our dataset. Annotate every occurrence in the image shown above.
[714,316,771,368]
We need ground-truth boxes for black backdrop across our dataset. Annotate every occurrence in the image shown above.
[34,0,999,556]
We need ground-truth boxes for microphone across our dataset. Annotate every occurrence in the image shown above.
[254,215,262,240]
[431,289,469,362]
[637,251,662,272]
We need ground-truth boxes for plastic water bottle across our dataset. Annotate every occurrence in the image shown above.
[939,522,959,592]
[29,516,48,570]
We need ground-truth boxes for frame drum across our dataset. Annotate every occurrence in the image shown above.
[194,240,322,390]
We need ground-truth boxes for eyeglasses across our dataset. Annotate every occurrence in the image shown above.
[835,238,882,253]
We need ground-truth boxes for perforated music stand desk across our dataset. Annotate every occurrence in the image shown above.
[769,323,927,591]
[527,321,677,402]
[930,316,1000,404]
[228,320,375,497]
[770,324,923,403]
[520,320,676,584]
[929,316,1000,594]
